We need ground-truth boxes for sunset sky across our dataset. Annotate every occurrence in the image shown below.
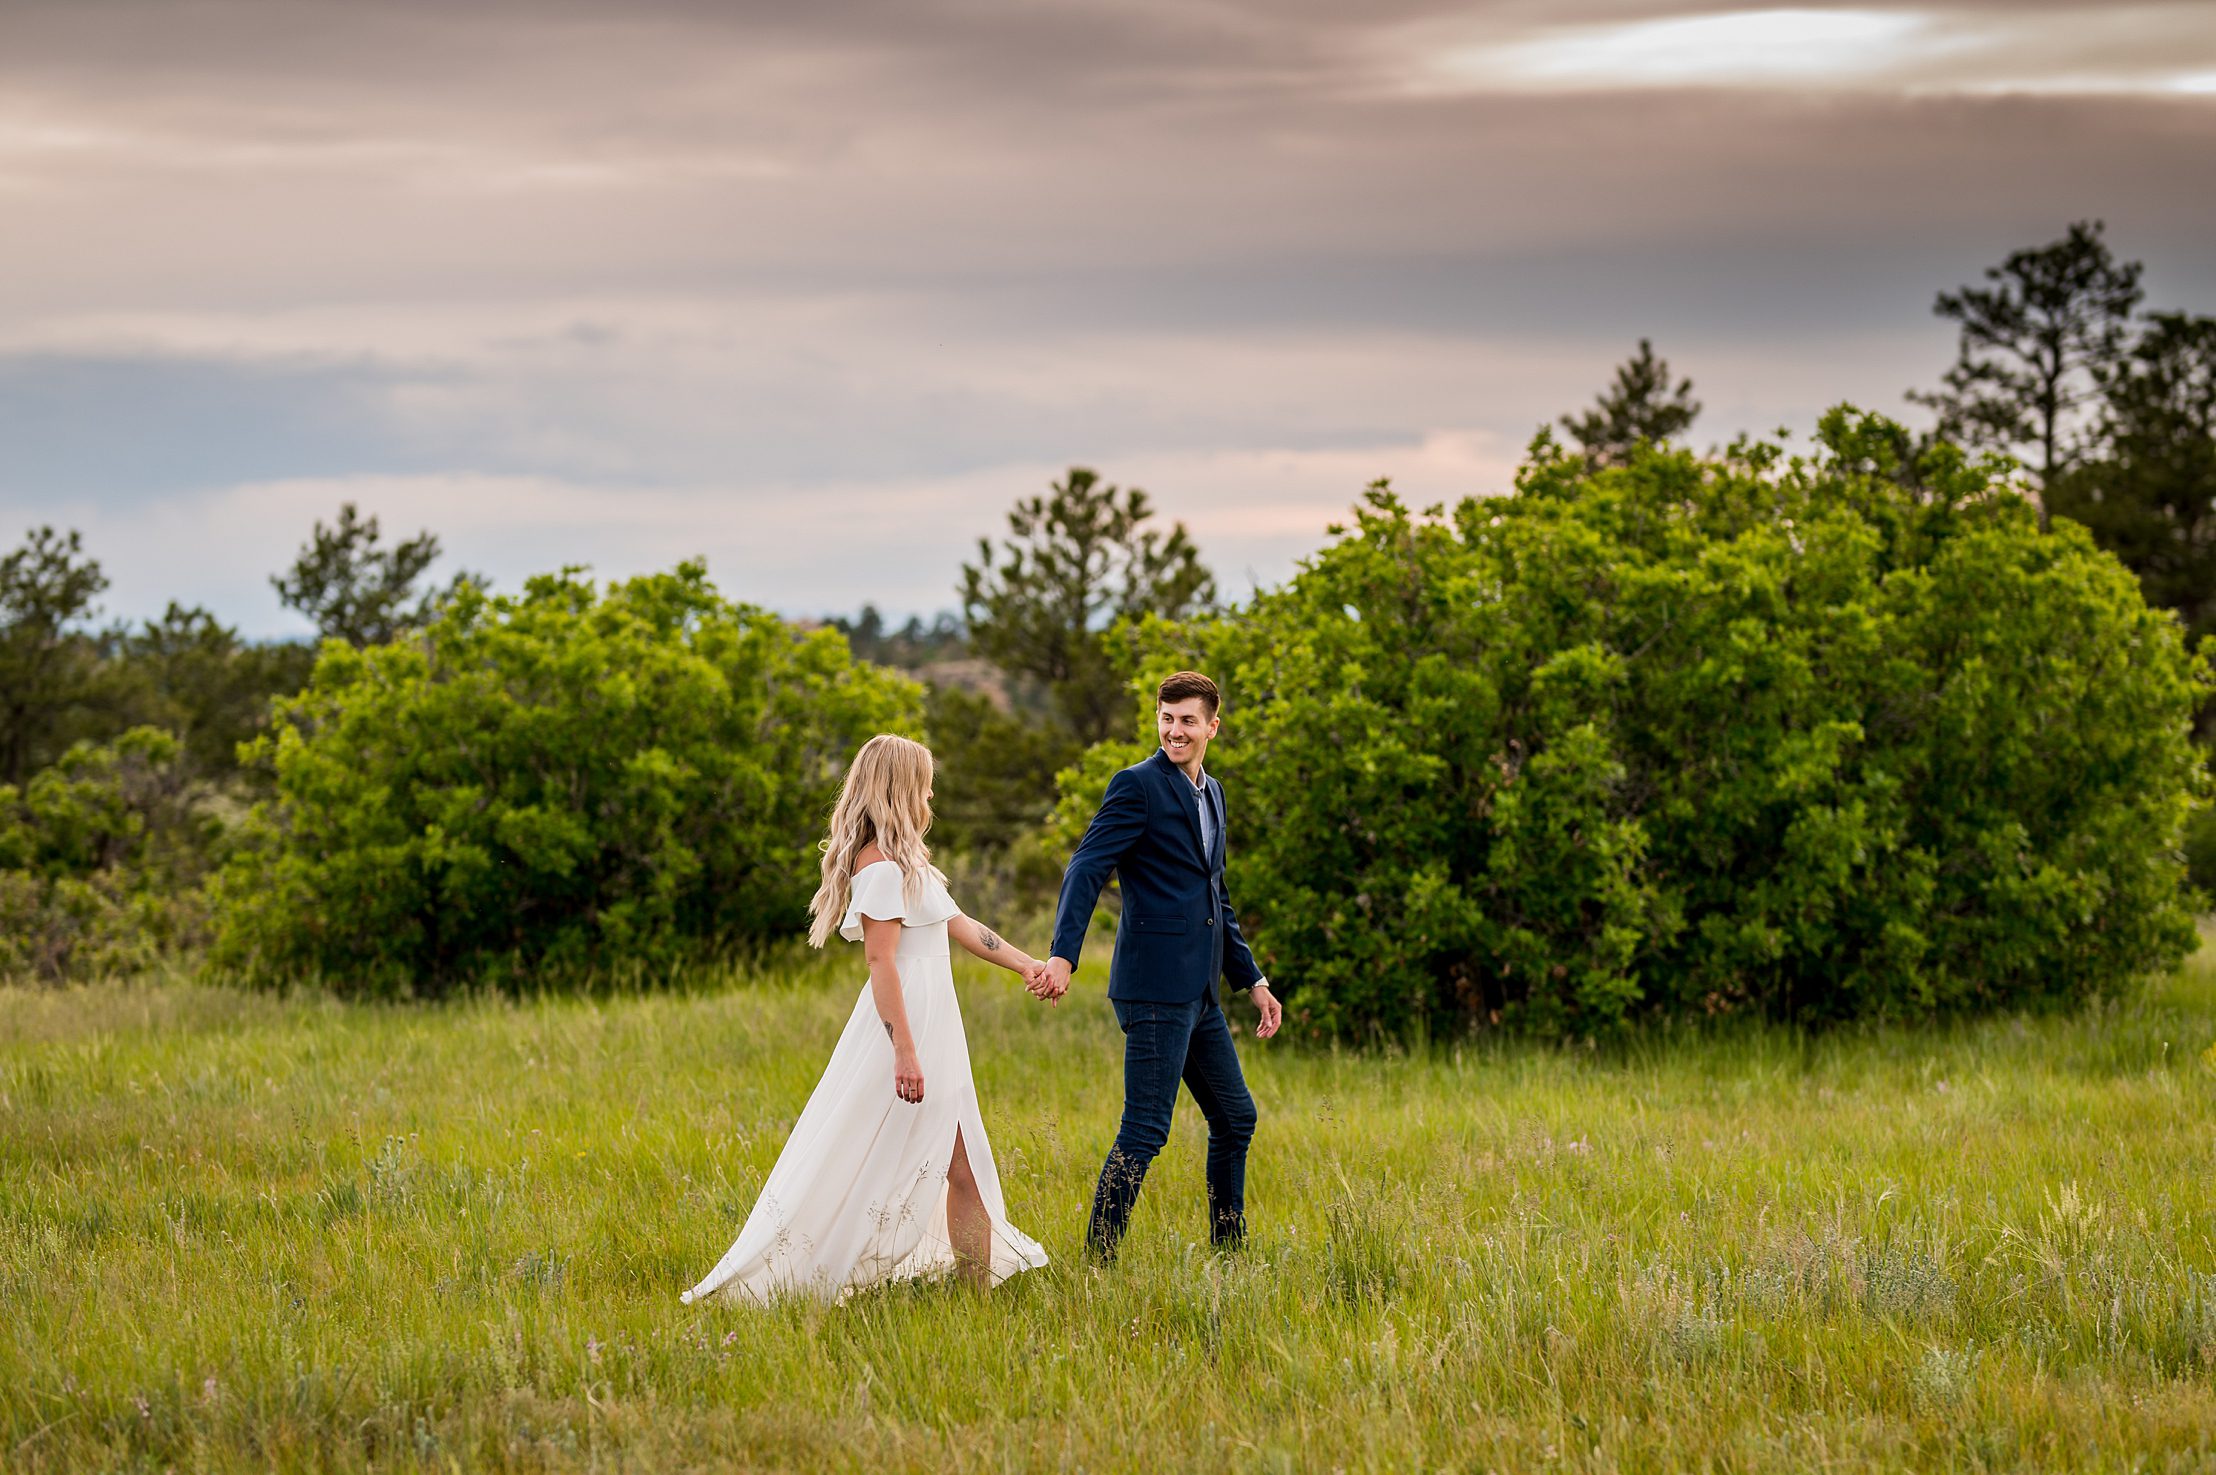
[3,0,2213,635]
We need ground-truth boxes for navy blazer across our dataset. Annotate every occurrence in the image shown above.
[1050,748,1265,1003]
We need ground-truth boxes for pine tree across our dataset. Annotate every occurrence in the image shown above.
[271,502,459,647]
[1561,339,1701,470]
[1910,220,2144,524]
[2048,312,2216,645]
[960,468,1214,746]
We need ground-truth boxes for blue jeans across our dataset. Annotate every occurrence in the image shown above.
[1086,989,1259,1255]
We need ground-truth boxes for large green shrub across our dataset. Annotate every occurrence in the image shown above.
[1058,410,2210,1040]
[210,562,920,996]
[0,727,219,980]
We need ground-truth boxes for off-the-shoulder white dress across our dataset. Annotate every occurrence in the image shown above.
[680,862,1049,1304]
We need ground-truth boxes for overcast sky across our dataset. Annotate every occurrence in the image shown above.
[3,0,2212,636]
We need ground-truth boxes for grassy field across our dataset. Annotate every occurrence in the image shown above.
[4,934,2215,1474]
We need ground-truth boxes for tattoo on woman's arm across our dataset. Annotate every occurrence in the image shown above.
[979,927,1002,951]
[883,1020,894,1041]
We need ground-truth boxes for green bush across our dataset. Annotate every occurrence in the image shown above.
[0,727,219,980]
[209,562,920,996]
[1058,409,2211,1040]
[2182,803,2216,902]
[923,683,1080,855]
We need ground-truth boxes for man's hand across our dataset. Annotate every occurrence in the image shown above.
[1249,983,1282,1039]
[1020,959,1054,998]
[1040,956,1073,1001]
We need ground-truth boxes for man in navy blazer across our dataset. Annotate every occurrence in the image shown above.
[1041,670,1283,1256]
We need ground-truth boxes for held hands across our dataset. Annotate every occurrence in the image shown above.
[1029,956,1073,1003]
[1019,956,1272,1033]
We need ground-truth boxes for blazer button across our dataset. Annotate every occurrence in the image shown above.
[1205,917,1215,926]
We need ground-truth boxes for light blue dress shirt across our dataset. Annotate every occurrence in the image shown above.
[1187,767,1214,859]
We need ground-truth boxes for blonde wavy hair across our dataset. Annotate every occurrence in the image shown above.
[806,734,942,947]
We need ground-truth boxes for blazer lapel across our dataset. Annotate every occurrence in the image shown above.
[1205,777,1226,871]
[1151,750,1209,868]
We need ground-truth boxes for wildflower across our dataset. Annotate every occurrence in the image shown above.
[587,1336,602,1366]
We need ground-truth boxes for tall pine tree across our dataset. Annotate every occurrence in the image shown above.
[960,468,1214,746]
[1910,220,2144,524]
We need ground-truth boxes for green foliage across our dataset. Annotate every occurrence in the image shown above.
[96,603,316,779]
[2185,803,2216,901]
[962,467,1215,746]
[1065,409,2209,1040]
[2049,311,2216,651]
[1913,223,2216,730]
[2,528,313,789]
[0,727,219,980]
[0,526,109,785]
[923,683,1080,853]
[1561,337,1702,470]
[209,561,921,996]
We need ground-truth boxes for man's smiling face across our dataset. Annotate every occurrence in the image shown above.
[1158,697,1220,774]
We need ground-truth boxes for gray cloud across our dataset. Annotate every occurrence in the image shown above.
[0,0,2210,632]
[0,352,466,501]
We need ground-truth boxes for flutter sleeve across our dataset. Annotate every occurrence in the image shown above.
[839,863,911,942]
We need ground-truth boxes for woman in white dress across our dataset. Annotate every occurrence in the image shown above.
[681,734,1052,1304]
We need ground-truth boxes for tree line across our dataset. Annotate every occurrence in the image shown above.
[2,220,2210,1030]
[0,504,486,791]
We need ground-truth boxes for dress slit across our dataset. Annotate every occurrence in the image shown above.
[679,877,1047,1306]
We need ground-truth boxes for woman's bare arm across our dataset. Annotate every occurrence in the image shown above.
[861,912,924,1102]
[948,913,1039,974]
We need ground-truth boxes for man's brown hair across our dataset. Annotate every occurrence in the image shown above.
[1156,671,1220,717]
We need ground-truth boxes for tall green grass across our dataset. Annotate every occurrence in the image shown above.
[4,935,2214,1472]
